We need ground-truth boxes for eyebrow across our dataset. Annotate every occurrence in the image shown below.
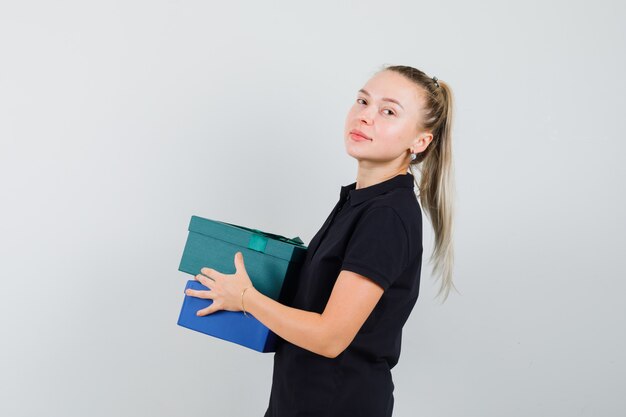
[358,89,404,110]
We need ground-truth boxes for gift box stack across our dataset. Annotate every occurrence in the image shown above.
[177,215,307,352]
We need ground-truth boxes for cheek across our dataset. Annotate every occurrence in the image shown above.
[344,110,359,134]
[376,124,412,151]
[345,106,358,122]
[376,122,403,140]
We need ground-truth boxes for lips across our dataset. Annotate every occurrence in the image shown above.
[349,129,372,140]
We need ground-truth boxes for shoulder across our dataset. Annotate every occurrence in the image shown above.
[363,188,423,251]
[342,195,420,289]
[366,187,422,230]
[357,205,408,237]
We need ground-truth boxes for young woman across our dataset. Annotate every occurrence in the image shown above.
[186,64,457,416]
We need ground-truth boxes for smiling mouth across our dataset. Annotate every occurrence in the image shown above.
[349,130,372,140]
[349,133,369,141]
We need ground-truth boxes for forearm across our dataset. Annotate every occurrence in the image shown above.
[244,288,333,358]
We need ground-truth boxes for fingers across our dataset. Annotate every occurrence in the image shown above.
[196,302,219,316]
[234,251,247,274]
[191,258,249,316]
[185,288,213,299]
[200,267,222,280]
[186,286,220,316]
[196,273,215,288]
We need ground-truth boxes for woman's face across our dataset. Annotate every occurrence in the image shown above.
[344,70,427,164]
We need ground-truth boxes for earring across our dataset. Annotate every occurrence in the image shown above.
[410,152,417,161]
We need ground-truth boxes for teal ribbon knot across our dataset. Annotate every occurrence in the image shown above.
[247,228,304,253]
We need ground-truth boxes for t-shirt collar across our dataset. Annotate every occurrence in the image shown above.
[340,172,415,207]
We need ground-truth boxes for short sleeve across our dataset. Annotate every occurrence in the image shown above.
[341,206,409,290]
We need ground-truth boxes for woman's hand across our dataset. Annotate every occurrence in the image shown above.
[185,251,255,316]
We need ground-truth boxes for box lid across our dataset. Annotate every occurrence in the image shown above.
[188,215,307,262]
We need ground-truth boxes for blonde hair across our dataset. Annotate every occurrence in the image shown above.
[379,64,458,303]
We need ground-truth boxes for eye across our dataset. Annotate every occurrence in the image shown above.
[356,98,396,116]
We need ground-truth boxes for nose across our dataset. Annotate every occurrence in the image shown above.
[358,107,375,125]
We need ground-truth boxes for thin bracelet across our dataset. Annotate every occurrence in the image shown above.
[241,287,250,318]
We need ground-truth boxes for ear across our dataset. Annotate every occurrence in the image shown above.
[412,133,433,153]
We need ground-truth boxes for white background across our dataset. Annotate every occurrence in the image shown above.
[1,1,624,416]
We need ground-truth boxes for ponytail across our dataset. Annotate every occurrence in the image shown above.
[381,65,458,303]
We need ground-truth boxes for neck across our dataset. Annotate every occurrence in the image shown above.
[355,167,409,190]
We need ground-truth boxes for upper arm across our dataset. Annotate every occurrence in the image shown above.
[320,269,385,358]
[340,206,409,290]
[319,206,409,358]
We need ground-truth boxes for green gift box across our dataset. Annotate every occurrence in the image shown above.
[177,215,308,351]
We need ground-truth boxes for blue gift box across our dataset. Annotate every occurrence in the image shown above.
[177,215,308,352]
[178,280,281,352]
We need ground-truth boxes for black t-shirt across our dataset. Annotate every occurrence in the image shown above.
[264,172,423,417]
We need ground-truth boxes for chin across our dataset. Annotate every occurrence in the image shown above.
[344,146,364,159]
